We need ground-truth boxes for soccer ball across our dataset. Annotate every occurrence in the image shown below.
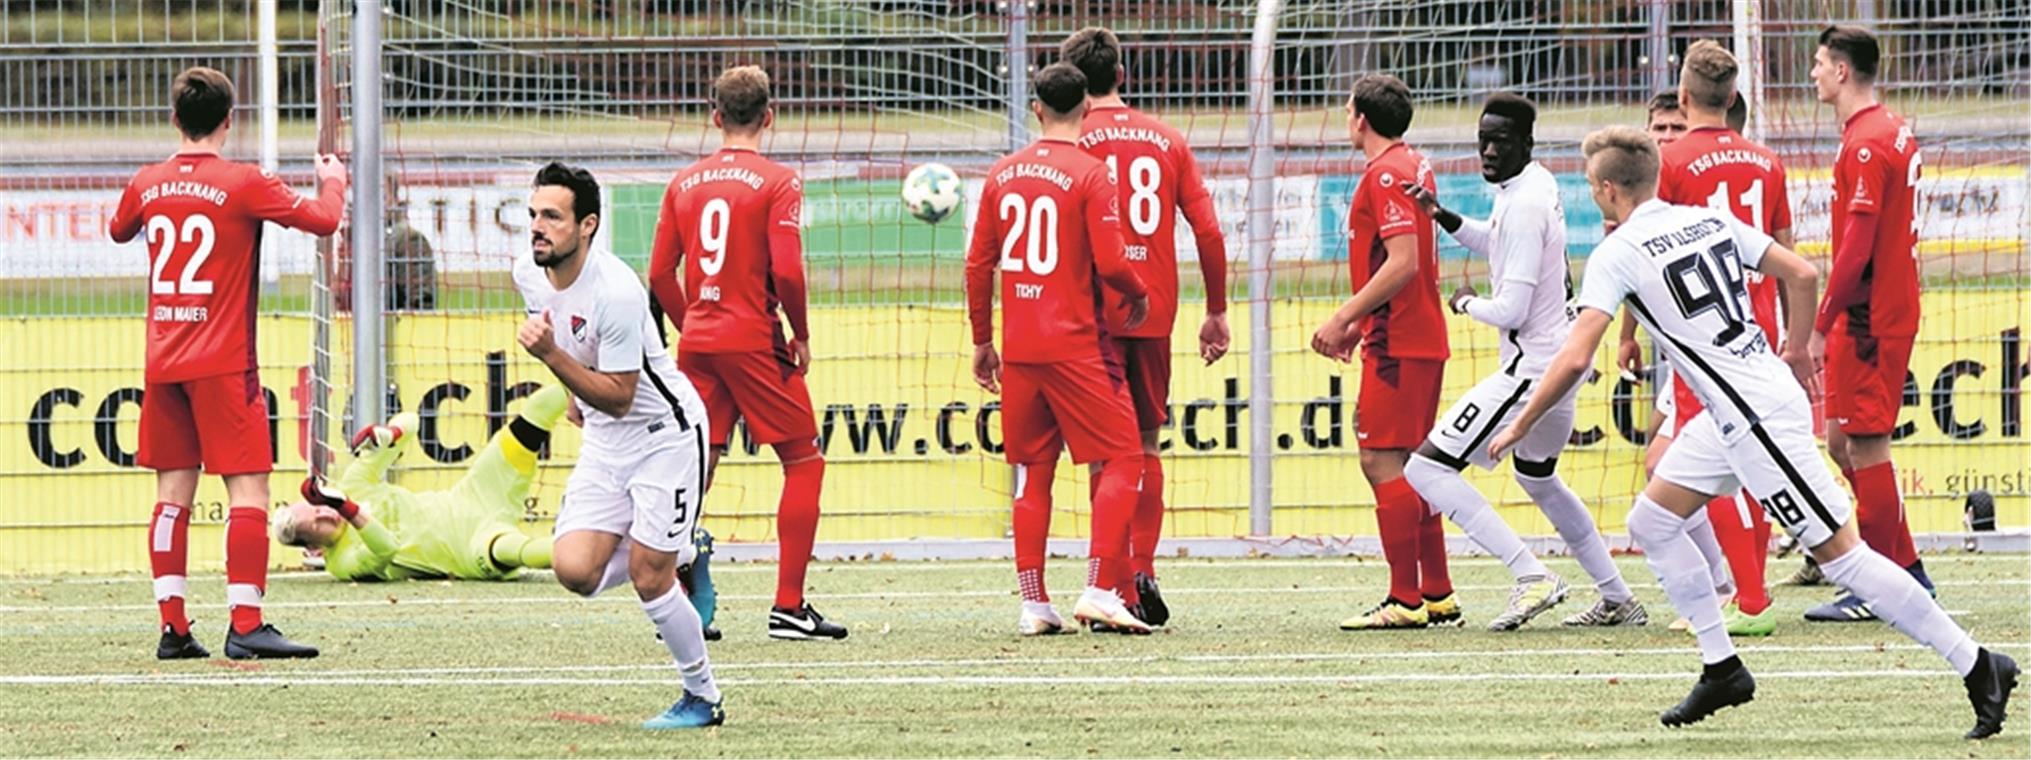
[901,162,962,224]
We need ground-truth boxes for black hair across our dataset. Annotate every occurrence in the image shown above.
[1819,25,1881,81]
[1481,91,1536,134]
[1033,63,1089,116]
[1060,27,1121,96]
[1350,74,1414,139]
[534,161,601,225]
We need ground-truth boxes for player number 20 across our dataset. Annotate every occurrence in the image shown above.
[1105,155,1163,237]
[697,198,731,276]
[145,214,217,296]
[998,193,1060,275]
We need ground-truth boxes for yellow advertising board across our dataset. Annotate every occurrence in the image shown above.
[2,290,2024,574]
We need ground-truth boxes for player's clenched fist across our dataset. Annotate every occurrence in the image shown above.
[519,310,558,360]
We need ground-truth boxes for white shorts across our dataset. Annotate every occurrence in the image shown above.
[1424,372,1579,471]
[554,421,709,560]
[1655,363,1679,438]
[1654,405,1851,548]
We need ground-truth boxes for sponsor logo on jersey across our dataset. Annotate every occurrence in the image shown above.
[1378,173,1395,188]
[1858,146,1873,163]
[569,314,587,340]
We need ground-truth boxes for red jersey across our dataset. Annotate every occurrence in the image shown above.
[1822,104,1921,338]
[966,138,1147,364]
[649,147,808,354]
[1659,125,1791,344]
[109,152,343,383]
[1077,104,1228,337]
[1347,142,1447,360]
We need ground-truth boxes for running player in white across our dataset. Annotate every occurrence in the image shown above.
[514,162,723,730]
[1489,126,2015,737]
[1402,93,1643,631]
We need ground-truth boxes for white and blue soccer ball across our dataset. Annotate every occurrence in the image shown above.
[901,162,962,224]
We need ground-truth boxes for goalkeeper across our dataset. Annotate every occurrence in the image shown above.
[275,386,720,631]
[274,386,569,581]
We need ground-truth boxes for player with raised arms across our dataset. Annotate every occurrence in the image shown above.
[648,65,844,641]
[1059,26,1231,626]
[966,62,1154,636]
[1801,24,1935,622]
[1402,91,1644,631]
[1488,125,2015,737]
[515,162,723,729]
[110,65,347,660]
[1654,40,1796,636]
[1308,74,1455,631]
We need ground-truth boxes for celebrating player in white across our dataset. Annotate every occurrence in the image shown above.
[514,162,724,730]
[1402,93,1642,631]
[1489,126,2015,736]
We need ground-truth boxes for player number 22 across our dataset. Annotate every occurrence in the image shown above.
[697,198,731,276]
[146,214,217,296]
[1105,155,1163,237]
[998,193,1060,275]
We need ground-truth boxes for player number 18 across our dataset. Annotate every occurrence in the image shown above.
[1104,155,1163,237]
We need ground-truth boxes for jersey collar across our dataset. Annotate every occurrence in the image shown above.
[1498,160,1544,190]
[1843,102,1884,131]
[1627,197,1672,222]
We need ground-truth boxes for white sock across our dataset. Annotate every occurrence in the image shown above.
[642,584,720,702]
[1518,473,1632,604]
[1820,545,1980,676]
[1629,495,1735,665]
[590,541,633,597]
[1682,508,1735,597]
[1407,455,1547,580]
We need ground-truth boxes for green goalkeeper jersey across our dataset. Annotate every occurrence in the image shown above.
[325,437,532,582]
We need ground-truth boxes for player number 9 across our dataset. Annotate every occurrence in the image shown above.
[698,198,731,276]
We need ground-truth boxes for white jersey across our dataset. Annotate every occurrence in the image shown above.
[1576,198,1793,443]
[1449,161,1572,376]
[514,251,704,449]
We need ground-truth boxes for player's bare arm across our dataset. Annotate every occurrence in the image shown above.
[1311,233,1415,362]
[1489,308,1610,460]
[518,310,639,417]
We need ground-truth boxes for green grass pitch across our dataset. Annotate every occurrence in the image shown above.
[1,553,2025,758]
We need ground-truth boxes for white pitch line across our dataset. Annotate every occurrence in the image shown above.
[2,579,2020,614]
[3,552,2023,585]
[11,642,2020,683]
[0,669,1970,688]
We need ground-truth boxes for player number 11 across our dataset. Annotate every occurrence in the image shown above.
[1704,178,1764,232]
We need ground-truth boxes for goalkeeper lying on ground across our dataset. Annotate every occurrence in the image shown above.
[272,386,719,633]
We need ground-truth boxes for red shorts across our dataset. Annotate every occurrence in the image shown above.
[1354,356,1444,450]
[1000,355,1141,465]
[678,349,819,448]
[137,369,273,475]
[1111,337,1171,431]
[1824,332,1914,437]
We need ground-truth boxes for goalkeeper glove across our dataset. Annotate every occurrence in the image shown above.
[300,477,361,520]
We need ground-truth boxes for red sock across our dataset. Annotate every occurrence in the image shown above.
[224,506,269,634]
[1416,503,1452,599]
[1373,477,1423,607]
[1014,461,1056,604]
[149,501,192,635]
[774,452,825,610]
[1088,453,1143,595]
[1851,462,1909,566]
[1709,494,1771,615]
[1129,454,1164,579]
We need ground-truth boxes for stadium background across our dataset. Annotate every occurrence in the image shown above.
[1,0,2024,575]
